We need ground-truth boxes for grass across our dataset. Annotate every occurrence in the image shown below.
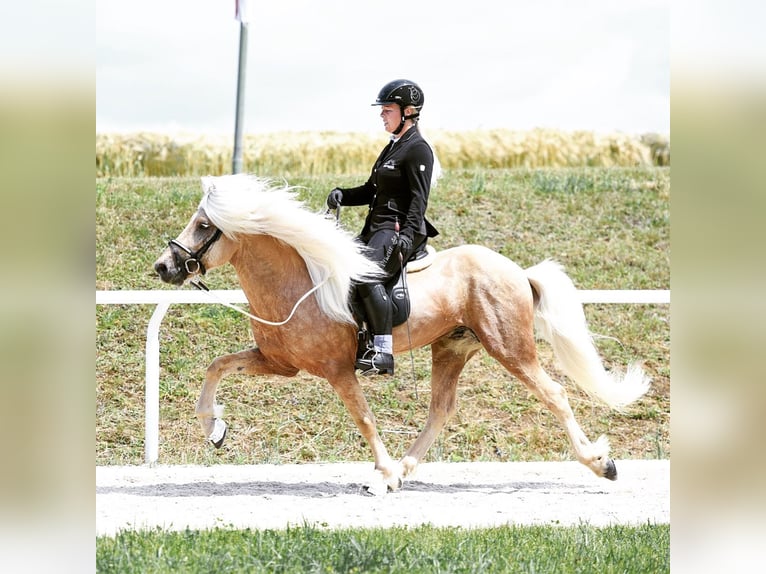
[96,167,669,466]
[96,522,670,573]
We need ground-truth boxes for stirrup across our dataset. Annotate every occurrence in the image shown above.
[355,348,394,376]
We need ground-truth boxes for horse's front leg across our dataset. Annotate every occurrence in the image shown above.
[326,370,402,493]
[196,347,297,447]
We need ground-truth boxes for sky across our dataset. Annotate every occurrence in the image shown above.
[96,0,670,135]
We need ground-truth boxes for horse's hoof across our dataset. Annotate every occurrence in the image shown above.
[211,427,227,449]
[387,477,403,492]
[604,458,617,480]
[361,483,387,497]
[209,418,227,449]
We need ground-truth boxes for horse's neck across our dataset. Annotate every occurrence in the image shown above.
[231,235,311,307]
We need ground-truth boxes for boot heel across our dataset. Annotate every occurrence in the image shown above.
[355,350,394,376]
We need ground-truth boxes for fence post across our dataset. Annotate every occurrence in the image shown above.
[145,302,170,464]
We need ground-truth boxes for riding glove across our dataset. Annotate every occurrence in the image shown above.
[326,188,344,209]
[397,233,412,260]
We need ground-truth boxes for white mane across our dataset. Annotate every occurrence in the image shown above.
[198,174,382,325]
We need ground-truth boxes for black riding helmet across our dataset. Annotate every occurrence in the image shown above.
[372,79,424,135]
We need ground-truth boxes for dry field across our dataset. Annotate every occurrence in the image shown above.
[96,129,669,178]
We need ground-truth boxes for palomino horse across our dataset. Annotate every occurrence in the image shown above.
[153,174,649,492]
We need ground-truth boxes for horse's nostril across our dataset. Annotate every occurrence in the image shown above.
[155,262,167,276]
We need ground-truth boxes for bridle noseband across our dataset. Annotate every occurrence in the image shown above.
[168,227,222,276]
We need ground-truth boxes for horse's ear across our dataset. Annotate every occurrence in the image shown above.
[200,176,216,194]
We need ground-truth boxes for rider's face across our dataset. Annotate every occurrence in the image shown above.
[380,104,401,134]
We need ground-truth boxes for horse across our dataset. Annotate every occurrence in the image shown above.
[153,174,649,493]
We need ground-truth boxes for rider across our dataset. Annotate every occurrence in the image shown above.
[326,79,439,375]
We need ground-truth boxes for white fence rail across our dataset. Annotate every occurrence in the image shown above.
[96,289,670,464]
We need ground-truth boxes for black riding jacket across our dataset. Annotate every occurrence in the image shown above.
[339,126,439,244]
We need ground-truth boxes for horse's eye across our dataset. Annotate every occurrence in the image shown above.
[199,221,210,230]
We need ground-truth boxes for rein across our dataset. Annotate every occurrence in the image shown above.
[171,227,329,327]
[190,276,330,327]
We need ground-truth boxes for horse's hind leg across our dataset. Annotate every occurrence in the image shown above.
[517,363,616,479]
[475,306,617,479]
[492,347,617,479]
[196,347,298,447]
[400,332,481,478]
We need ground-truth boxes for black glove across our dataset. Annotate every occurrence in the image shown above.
[326,188,343,209]
[397,233,412,259]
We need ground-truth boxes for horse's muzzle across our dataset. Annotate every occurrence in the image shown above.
[153,251,188,286]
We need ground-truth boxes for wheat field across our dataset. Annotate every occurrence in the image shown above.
[96,129,669,178]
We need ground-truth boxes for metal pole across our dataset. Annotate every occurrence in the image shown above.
[232,21,249,174]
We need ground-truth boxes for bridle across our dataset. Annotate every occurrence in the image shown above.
[168,227,222,277]
[167,223,329,327]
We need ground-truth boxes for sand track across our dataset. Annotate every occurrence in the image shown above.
[97,459,669,536]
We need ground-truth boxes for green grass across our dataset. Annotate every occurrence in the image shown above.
[96,522,669,574]
[96,167,669,466]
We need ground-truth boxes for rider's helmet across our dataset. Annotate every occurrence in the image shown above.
[371,79,424,134]
[372,79,425,111]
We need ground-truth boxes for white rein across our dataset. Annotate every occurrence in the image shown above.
[190,276,329,327]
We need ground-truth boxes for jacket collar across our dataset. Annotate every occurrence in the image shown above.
[390,125,420,144]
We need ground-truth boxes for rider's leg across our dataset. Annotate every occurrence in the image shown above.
[355,282,394,375]
[353,229,402,375]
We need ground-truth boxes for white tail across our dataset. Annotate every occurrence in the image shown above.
[525,260,650,409]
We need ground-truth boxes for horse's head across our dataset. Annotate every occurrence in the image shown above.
[153,207,235,285]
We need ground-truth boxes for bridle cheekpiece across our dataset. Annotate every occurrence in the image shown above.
[168,227,222,278]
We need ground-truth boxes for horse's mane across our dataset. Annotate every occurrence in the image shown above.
[198,174,382,325]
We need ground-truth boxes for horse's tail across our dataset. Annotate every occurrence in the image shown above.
[525,259,650,410]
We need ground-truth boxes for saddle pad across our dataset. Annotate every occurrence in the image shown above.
[406,245,436,273]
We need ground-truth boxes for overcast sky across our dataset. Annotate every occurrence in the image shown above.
[96,0,669,135]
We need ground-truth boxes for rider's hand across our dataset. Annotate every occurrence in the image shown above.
[326,188,343,209]
[397,233,412,259]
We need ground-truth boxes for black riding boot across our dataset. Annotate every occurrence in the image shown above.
[355,283,394,375]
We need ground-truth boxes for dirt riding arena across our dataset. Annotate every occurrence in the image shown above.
[96,459,668,536]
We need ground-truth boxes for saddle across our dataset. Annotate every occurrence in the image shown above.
[352,244,435,352]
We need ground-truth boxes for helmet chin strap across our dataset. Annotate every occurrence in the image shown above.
[393,110,420,135]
